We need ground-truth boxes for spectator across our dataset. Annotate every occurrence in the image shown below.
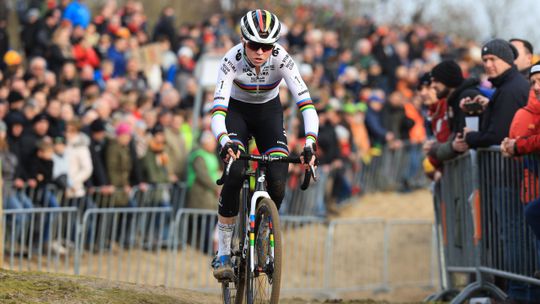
[510,38,533,78]
[141,124,171,187]
[51,136,70,190]
[186,130,220,207]
[500,61,540,302]
[152,7,177,52]
[64,119,93,208]
[34,9,61,58]
[164,109,188,182]
[62,0,91,29]
[107,33,129,78]
[381,91,414,148]
[427,60,481,162]
[47,26,75,76]
[464,39,528,149]
[364,90,393,148]
[87,118,112,191]
[106,122,135,207]
[0,120,33,242]
[20,8,41,58]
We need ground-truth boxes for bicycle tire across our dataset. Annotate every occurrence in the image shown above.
[246,198,282,304]
[221,204,247,304]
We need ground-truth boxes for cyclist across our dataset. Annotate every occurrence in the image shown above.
[211,9,319,280]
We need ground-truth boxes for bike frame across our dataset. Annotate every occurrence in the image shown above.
[240,164,273,274]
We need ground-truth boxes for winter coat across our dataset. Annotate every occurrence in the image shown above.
[186,148,220,210]
[512,90,540,154]
[432,78,482,161]
[65,133,93,198]
[106,139,132,206]
[466,66,528,148]
[88,137,109,187]
[165,127,188,179]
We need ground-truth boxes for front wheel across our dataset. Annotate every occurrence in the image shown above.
[246,198,282,304]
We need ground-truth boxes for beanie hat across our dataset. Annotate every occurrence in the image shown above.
[89,118,107,133]
[3,50,22,66]
[431,60,464,88]
[7,91,24,104]
[115,122,132,136]
[481,39,518,66]
[530,61,540,78]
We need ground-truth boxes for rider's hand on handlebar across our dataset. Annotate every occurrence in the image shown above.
[300,144,317,168]
[220,141,241,163]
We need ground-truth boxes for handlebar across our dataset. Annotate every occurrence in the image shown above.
[216,154,316,191]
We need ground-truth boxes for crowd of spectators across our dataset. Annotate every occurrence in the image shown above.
[3,1,540,300]
[0,1,521,214]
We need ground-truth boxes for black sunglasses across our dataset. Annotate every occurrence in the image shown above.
[246,41,274,52]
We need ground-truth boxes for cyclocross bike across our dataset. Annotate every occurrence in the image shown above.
[216,152,315,304]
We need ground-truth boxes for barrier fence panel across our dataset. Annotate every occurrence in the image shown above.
[356,142,428,194]
[280,216,327,294]
[324,219,387,292]
[167,208,218,291]
[1,207,78,274]
[386,220,436,288]
[440,152,477,271]
[2,206,436,297]
[477,148,539,281]
[433,148,540,302]
[76,207,172,286]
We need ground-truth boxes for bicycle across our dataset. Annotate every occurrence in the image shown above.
[215,152,315,304]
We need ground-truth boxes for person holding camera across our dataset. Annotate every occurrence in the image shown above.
[424,60,481,163]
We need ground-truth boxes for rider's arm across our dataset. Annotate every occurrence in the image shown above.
[211,50,237,148]
[277,47,319,148]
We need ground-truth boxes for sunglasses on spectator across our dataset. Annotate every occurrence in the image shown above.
[246,41,274,52]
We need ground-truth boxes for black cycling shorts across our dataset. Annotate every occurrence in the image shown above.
[218,96,289,217]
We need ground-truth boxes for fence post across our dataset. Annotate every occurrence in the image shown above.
[382,221,390,291]
[323,221,335,292]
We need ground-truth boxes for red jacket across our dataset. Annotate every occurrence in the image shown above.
[426,98,450,171]
[428,99,451,143]
[509,89,540,203]
[511,89,540,154]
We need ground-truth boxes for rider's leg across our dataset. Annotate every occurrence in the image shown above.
[266,162,288,210]
[217,158,246,257]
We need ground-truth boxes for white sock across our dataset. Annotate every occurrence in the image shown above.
[217,222,235,257]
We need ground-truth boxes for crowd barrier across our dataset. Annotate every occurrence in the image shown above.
[431,148,540,303]
[283,142,428,216]
[1,207,436,296]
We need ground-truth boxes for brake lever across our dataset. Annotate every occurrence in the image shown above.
[309,164,317,182]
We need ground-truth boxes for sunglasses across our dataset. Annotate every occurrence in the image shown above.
[246,41,274,52]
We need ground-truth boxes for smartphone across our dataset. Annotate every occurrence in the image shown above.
[463,102,483,113]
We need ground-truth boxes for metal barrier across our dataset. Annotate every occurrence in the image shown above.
[2,207,437,296]
[433,148,540,303]
[1,207,78,274]
[356,142,427,194]
[282,142,428,217]
[75,207,172,286]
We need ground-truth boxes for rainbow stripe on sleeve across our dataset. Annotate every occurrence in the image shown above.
[264,146,289,157]
[296,98,315,113]
[305,132,317,144]
[211,105,228,118]
[217,132,229,144]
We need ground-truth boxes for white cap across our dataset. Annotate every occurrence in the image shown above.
[177,46,193,58]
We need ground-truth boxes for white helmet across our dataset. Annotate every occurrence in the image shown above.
[240,9,281,45]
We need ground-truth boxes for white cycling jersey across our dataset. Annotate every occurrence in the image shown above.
[211,43,319,148]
